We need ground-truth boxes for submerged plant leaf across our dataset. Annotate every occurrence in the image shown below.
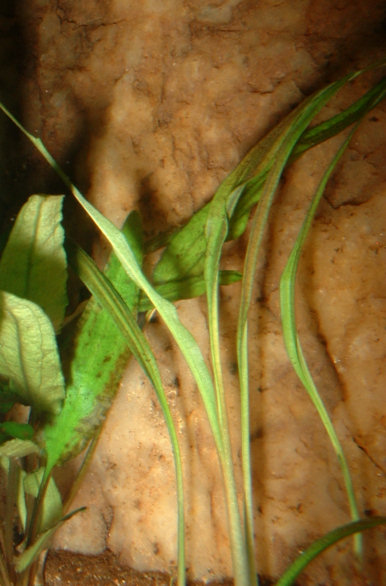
[42,292,130,468]
[23,467,63,532]
[151,74,386,287]
[0,291,65,415]
[15,505,85,573]
[105,210,144,308]
[42,211,144,470]
[0,421,34,441]
[290,75,386,158]
[66,243,187,585]
[138,269,241,311]
[201,71,377,586]
[280,129,362,545]
[228,75,386,239]
[1,66,385,586]
[276,517,386,586]
[0,438,40,458]
[15,125,223,453]
[45,220,187,583]
[0,195,67,331]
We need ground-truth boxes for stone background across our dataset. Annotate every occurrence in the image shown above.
[1,1,386,584]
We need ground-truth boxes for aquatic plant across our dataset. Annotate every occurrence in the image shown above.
[0,64,385,585]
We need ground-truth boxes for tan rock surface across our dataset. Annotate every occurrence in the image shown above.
[3,1,386,584]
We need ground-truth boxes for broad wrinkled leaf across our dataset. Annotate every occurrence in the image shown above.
[0,291,65,414]
[0,194,67,331]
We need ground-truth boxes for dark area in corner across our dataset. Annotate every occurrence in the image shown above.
[0,2,27,242]
[0,2,95,254]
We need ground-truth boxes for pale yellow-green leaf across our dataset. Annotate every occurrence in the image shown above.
[0,439,40,458]
[0,194,67,331]
[0,291,65,414]
[23,468,63,531]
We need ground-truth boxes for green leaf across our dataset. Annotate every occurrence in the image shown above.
[291,76,386,158]
[152,204,211,285]
[43,212,144,469]
[138,269,241,311]
[276,517,386,586]
[228,75,386,239]
[16,528,52,574]
[44,222,188,582]
[151,74,386,284]
[0,291,65,414]
[0,421,34,440]
[279,129,362,550]
[15,506,85,573]
[23,468,63,531]
[105,210,144,309]
[64,243,187,585]
[42,294,130,467]
[200,73,363,586]
[0,195,67,331]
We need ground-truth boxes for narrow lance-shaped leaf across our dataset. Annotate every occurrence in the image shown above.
[0,195,67,331]
[200,59,360,586]
[64,244,187,586]
[0,291,65,415]
[15,506,85,574]
[22,467,63,532]
[230,68,384,581]
[228,75,386,239]
[239,82,386,567]
[276,517,386,586]
[204,185,254,585]
[201,72,365,586]
[279,128,363,551]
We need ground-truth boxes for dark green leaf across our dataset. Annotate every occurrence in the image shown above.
[138,269,241,311]
[0,421,34,440]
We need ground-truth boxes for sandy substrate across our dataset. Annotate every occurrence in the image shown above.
[1,1,386,584]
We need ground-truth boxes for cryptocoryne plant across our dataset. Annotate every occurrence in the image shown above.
[0,64,385,586]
